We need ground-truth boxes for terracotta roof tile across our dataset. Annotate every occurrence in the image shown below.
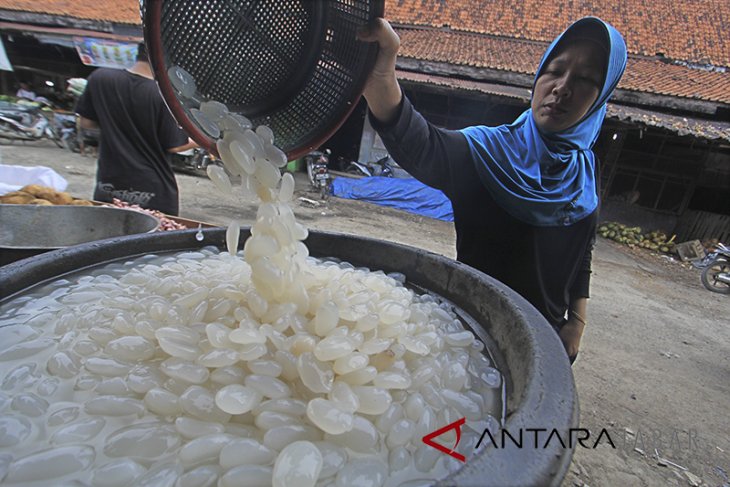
[1,1,725,66]
[624,58,730,104]
[397,28,730,104]
[397,70,730,141]
[398,29,541,73]
[0,1,726,104]
[386,0,729,67]
[0,0,140,25]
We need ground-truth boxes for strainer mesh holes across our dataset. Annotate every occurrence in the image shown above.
[149,0,380,156]
[270,3,373,151]
[160,0,311,105]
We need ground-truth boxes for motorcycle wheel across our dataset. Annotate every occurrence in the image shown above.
[47,127,64,148]
[62,135,80,153]
[306,161,316,188]
[320,182,330,201]
[0,124,17,145]
[700,258,730,294]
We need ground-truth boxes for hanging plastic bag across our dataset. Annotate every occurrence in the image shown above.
[0,164,68,195]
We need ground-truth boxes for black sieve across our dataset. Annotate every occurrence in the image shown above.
[142,0,383,161]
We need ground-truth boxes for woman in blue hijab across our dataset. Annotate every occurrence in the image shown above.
[359,17,627,363]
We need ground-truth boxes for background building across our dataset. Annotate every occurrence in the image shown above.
[0,0,727,240]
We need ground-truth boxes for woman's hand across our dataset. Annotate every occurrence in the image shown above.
[357,18,403,123]
[357,19,400,82]
[559,317,585,362]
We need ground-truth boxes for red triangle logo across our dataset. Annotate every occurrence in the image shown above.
[422,417,467,462]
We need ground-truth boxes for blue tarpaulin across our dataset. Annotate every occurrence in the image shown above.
[331,176,454,222]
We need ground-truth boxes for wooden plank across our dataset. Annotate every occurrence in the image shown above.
[675,210,730,242]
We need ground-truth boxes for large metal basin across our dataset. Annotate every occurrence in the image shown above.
[0,204,160,265]
[0,228,578,486]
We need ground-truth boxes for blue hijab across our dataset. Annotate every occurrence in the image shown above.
[461,17,627,226]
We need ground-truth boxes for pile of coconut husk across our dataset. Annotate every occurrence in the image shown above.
[598,221,676,253]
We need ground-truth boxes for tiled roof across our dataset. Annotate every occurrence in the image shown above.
[397,28,730,105]
[624,58,730,104]
[0,1,726,105]
[0,0,725,67]
[386,0,729,67]
[397,70,730,142]
[398,29,541,74]
[0,0,140,25]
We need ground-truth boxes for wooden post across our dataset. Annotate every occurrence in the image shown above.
[602,126,627,199]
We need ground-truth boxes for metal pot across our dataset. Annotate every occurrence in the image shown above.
[0,204,160,266]
[0,228,577,486]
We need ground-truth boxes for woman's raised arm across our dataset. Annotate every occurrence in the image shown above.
[357,19,404,125]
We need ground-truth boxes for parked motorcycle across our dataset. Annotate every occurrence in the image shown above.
[0,103,64,147]
[694,242,730,294]
[170,148,217,177]
[56,113,80,152]
[345,155,394,178]
[305,149,331,200]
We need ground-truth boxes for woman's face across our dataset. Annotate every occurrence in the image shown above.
[531,42,606,133]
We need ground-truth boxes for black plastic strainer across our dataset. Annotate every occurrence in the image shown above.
[142,0,383,160]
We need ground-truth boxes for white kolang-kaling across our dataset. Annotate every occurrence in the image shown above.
[0,81,503,487]
[0,246,502,487]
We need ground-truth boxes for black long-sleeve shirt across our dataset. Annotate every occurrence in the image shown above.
[371,96,596,329]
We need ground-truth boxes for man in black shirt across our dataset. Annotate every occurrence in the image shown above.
[75,43,195,215]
